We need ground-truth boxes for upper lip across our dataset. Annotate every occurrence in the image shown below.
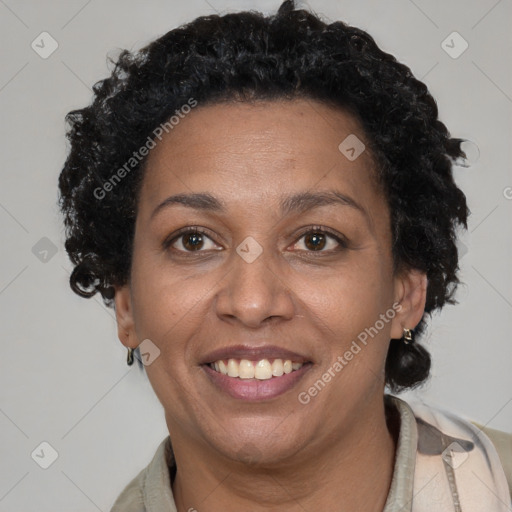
[201,345,311,364]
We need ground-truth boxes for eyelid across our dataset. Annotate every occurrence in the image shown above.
[162,226,218,250]
[293,225,348,248]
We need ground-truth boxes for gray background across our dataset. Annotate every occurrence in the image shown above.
[0,0,511,510]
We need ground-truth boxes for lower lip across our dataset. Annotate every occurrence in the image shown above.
[202,363,312,401]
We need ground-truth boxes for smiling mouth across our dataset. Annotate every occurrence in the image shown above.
[207,358,305,380]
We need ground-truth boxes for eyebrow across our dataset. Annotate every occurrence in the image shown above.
[150,190,369,221]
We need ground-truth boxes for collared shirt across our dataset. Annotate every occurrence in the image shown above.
[110,395,512,512]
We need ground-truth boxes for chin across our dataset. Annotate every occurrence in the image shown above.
[206,417,310,466]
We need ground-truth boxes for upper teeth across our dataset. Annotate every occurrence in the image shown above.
[210,358,303,380]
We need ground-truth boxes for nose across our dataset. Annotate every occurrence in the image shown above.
[214,241,296,328]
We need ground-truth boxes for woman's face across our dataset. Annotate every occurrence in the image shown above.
[115,98,425,464]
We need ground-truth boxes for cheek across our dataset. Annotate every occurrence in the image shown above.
[303,255,393,338]
[132,277,205,359]
[130,261,210,412]
[128,253,208,363]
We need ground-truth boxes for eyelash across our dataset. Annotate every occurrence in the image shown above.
[162,225,348,255]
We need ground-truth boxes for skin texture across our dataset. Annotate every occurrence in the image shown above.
[114,99,427,511]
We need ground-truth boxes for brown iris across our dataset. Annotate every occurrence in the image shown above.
[304,232,326,251]
[183,233,204,251]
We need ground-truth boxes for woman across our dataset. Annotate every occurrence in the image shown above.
[57,1,511,510]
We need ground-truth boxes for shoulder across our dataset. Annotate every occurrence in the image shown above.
[394,395,512,505]
[109,436,173,512]
[470,421,512,501]
[109,466,147,512]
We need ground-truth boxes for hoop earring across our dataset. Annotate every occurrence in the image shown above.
[402,328,413,345]
[127,347,134,366]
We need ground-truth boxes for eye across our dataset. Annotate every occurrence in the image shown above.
[291,227,347,253]
[164,227,220,252]
[163,226,347,254]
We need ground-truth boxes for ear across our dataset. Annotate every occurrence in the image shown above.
[390,268,427,340]
[113,284,138,349]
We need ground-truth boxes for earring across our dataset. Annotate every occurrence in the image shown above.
[402,328,413,345]
[127,347,134,366]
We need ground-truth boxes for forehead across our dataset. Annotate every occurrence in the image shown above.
[139,98,382,216]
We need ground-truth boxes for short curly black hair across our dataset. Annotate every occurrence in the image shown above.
[58,0,469,391]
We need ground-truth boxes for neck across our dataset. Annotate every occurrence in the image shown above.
[171,394,397,512]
